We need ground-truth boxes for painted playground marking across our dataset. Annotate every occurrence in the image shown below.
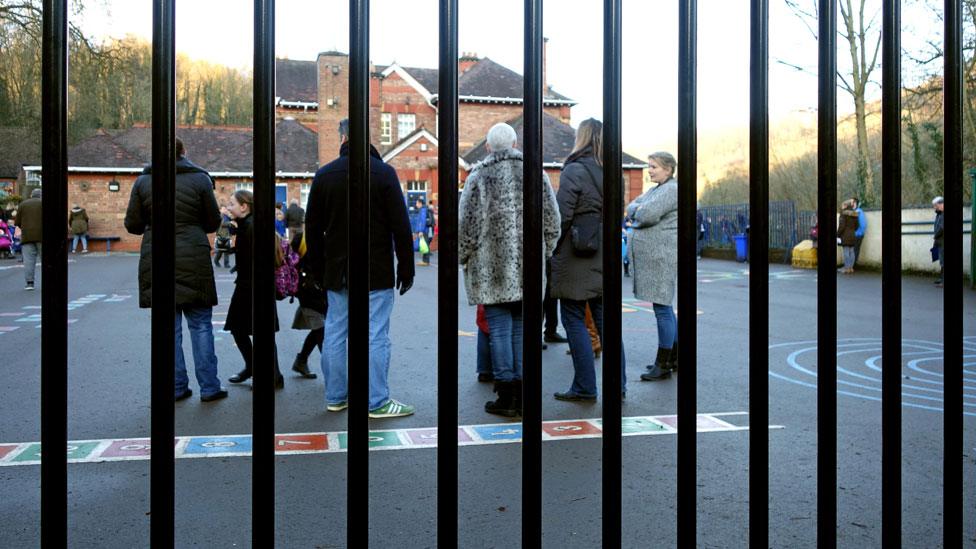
[0,412,780,467]
[769,337,976,416]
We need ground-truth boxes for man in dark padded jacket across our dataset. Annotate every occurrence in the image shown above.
[124,138,227,403]
[305,119,416,418]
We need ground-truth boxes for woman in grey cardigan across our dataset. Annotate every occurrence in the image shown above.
[626,151,679,381]
[550,118,627,401]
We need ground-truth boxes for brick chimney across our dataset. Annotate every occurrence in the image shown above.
[459,52,479,75]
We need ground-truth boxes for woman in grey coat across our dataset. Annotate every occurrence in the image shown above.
[549,118,627,401]
[626,151,679,381]
[458,122,560,417]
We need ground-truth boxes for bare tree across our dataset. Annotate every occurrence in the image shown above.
[783,0,882,205]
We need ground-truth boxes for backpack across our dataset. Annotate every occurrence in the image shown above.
[274,235,300,300]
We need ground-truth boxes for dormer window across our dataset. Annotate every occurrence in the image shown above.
[397,113,416,141]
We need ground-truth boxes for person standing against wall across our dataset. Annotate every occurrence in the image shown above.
[851,196,867,265]
[14,189,42,290]
[68,203,90,254]
[837,199,859,274]
[933,196,944,287]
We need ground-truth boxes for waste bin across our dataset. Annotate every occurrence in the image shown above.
[733,234,748,262]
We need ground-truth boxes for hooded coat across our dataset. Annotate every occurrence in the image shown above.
[550,149,604,301]
[626,178,678,305]
[68,207,89,235]
[124,157,221,308]
[836,208,859,246]
[458,148,561,306]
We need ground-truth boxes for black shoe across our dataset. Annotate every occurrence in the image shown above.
[544,332,568,344]
[553,391,597,402]
[477,372,494,382]
[229,265,237,274]
[276,375,285,390]
[511,379,523,416]
[174,388,193,401]
[484,381,519,418]
[640,370,671,381]
[641,348,673,381]
[291,355,318,379]
[666,343,678,372]
[201,389,228,402]
[228,369,252,383]
[542,342,548,350]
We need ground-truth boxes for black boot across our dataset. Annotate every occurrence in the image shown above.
[640,348,672,381]
[624,263,630,277]
[511,379,523,416]
[485,381,519,418]
[228,368,252,383]
[291,354,318,379]
[666,342,678,372]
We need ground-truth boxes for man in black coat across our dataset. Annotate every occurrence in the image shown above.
[305,119,416,418]
[124,138,227,402]
[285,198,305,235]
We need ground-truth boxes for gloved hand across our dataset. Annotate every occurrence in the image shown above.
[396,274,414,295]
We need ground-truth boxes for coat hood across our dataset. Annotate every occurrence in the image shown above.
[471,148,523,173]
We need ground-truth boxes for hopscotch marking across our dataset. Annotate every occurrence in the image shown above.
[0,412,782,467]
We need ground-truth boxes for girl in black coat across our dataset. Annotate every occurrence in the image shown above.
[224,190,284,388]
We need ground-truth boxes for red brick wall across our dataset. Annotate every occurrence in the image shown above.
[458,103,566,153]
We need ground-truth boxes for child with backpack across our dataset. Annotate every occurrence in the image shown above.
[287,231,325,379]
[223,189,284,389]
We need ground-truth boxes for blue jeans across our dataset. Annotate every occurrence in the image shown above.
[71,233,88,252]
[22,242,41,284]
[561,298,627,396]
[483,303,523,382]
[653,303,677,349]
[174,306,222,397]
[321,288,395,410]
[476,330,492,374]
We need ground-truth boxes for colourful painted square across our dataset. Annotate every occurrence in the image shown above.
[0,445,19,460]
[337,431,401,449]
[593,417,667,434]
[12,441,100,462]
[101,439,156,458]
[274,434,328,452]
[403,428,473,446]
[472,424,523,441]
[543,421,602,438]
[654,415,727,431]
[183,436,252,455]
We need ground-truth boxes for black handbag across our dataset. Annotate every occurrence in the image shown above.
[569,163,603,257]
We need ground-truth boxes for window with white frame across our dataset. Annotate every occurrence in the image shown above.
[406,180,428,192]
[397,113,416,141]
[380,113,392,144]
[235,182,253,192]
[25,170,42,187]
[300,183,311,209]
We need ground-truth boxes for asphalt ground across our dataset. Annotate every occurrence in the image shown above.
[0,252,973,548]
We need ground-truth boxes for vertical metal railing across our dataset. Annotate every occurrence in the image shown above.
[150,0,177,545]
[437,0,460,546]
[40,0,69,545]
[881,1,903,545]
[943,1,964,547]
[748,1,769,546]
[252,0,276,545]
[677,1,698,545]
[602,0,624,547]
[347,1,371,546]
[815,1,838,546]
[521,0,544,545]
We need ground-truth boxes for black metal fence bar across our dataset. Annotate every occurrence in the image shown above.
[150,0,177,545]
[252,0,276,545]
[437,0,460,546]
[601,0,624,546]
[347,1,371,546]
[677,1,698,545]
[521,0,543,544]
[881,1,903,545]
[815,0,837,545]
[748,1,769,546]
[40,0,69,545]
[943,1,964,546]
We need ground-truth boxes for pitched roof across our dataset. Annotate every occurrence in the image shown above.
[462,112,645,168]
[276,59,318,103]
[66,119,319,173]
[456,58,573,104]
[0,127,41,179]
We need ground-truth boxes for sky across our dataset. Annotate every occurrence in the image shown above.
[75,0,943,158]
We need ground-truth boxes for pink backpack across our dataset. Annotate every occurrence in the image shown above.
[274,237,300,300]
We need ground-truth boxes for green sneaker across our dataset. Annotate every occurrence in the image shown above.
[326,401,348,412]
[368,398,415,418]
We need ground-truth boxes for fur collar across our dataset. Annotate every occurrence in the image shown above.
[472,148,523,172]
